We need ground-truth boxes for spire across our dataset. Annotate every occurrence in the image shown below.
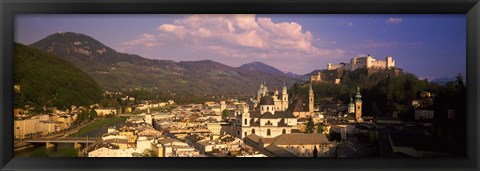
[309,81,313,94]
[282,80,287,92]
[355,86,362,101]
[263,82,268,94]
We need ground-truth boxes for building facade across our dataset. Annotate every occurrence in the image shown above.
[254,81,289,111]
[236,95,297,139]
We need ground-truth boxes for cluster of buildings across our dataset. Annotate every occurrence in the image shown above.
[88,110,203,157]
[14,108,79,139]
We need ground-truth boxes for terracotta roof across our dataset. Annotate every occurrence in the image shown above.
[246,133,262,143]
[288,98,309,112]
[249,110,296,119]
[105,138,128,144]
[271,133,330,145]
[264,144,297,157]
[157,138,180,145]
[185,134,203,142]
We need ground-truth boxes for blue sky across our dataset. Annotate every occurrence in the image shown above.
[15,14,466,79]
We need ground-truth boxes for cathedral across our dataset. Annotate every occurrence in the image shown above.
[236,81,319,139]
[237,81,297,139]
[254,81,289,111]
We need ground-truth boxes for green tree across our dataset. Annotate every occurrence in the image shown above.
[222,109,229,118]
[306,116,314,133]
[316,123,325,133]
[89,110,98,120]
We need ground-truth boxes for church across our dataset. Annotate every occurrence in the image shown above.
[236,81,318,139]
[252,81,289,111]
[236,82,298,139]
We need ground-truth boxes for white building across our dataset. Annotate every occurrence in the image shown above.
[253,81,289,111]
[88,147,137,157]
[206,121,230,135]
[236,95,298,139]
[14,115,51,139]
[327,55,395,71]
[94,108,117,116]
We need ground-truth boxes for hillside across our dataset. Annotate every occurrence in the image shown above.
[14,43,103,111]
[239,61,302,80]
[290,68,465,121]
[29,32,298,103]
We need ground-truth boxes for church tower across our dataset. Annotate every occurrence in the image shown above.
[220,101,226,114]
[281,81,289,111]
[309,81,314,113]
[257,82,264,101]
[348,97,355,114]
[145,107,152,126]
[262,82,268,96]
[355,86,363,120]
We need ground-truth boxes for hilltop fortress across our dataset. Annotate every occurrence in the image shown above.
[327,55,395,71]
[311,55,400,83]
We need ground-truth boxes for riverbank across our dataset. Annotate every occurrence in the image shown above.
[70,116,126,137]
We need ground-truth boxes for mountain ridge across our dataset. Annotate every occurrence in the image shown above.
[28,32,299,103]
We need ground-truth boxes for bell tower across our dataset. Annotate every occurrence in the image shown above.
[309,81,314,113]
[355,86,363,120]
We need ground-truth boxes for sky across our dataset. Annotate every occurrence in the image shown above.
[15,14,466,79]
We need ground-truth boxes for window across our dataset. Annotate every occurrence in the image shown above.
[237,130,240,136]
[266,121,272,126]
[262,106,264,111]
[267,129,271,136]
[267,106,269,111]
[244,119,247,125]
[244,132,247,137]
[252,129,255,134]
[282,129,286,134]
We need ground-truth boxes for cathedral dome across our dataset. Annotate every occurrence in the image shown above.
[260,96,275,105]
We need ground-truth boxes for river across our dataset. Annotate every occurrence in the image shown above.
[14,119,125,157]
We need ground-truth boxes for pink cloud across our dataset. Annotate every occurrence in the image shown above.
[386,17,403,24]
[120,33,161,50]
[122,14,344,58]
[119,14,346,74]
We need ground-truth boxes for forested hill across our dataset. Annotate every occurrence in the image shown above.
[14,43,103,111]
[289,68,466,121]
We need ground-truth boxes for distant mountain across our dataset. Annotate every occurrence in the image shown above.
[285,72,301,78]
[14,43,103,110]
[240,61,286,76]
[430,76,456,85]
[28,32,298,103]
[239,61,302,80]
